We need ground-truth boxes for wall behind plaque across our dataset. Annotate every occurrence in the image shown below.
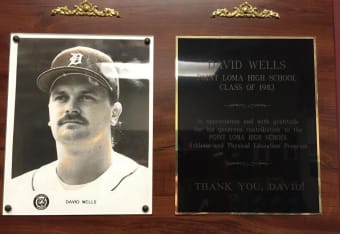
[0,0,339,233]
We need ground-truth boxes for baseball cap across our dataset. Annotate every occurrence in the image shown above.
[36,46,120,101]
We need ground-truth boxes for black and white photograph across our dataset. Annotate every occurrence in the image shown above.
[3,33,153,215]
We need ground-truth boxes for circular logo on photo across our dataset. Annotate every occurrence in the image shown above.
[33,194,49,210]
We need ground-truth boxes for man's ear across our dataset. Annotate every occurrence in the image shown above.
[111,102,122,126]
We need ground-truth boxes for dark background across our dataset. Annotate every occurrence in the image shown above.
[0,0,339,234]
[177,38,319,213]
[12,37,150,177]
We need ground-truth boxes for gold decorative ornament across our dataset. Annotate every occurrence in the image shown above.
[51,0,120,17]
[212,2,280,19]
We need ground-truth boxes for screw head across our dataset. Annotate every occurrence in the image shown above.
[142,205,149,213]
[13,35,20,43]
[4,205,12,212]
[144,38,150,45]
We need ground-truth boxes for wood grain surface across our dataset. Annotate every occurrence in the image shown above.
[0,0,339,233]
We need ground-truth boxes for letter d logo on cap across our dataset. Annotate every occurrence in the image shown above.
[68,53,84,66]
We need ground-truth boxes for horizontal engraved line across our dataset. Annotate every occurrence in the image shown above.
[224,104,271,108]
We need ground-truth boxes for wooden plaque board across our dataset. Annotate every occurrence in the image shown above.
[0,0,339,233]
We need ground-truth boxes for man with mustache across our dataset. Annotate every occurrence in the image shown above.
[12,46,149,193]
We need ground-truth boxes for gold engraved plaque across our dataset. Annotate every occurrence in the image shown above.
[212,2,280,19]
[176,36,320,214]
[51,0,120,17]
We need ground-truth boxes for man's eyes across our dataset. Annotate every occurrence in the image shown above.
[80,95,96,101]
[52,94,96,102]
[53,95,67,102]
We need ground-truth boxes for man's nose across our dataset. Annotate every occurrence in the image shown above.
[65,98,80,114]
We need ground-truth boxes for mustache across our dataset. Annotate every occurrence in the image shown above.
[57,113,89,126]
